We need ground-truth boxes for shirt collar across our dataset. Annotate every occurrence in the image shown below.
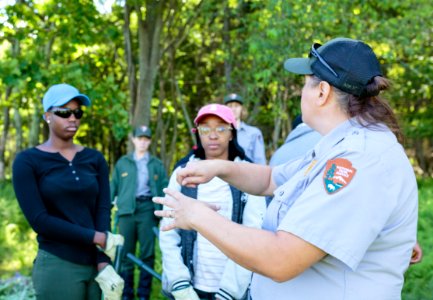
[238,121,246,131]
[312,118,360,159]
[134,151,149,162]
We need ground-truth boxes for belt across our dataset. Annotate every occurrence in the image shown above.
[136,195,152,202]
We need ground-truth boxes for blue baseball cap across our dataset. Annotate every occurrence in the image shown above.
[42,83,91,112]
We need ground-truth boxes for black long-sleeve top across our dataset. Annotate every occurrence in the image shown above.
[12,147,111,265]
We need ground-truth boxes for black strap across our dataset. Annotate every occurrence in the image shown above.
[136,195,152,201]
[179,185,198,278]
[178,168,247,280]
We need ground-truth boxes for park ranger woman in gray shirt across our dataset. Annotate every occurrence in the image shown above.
[153,38,418,300]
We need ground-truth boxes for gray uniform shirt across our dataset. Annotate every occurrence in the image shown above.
[237,121,266,164]
[134,152,151,197]
[251,119,418,300]
[269,123,321,167]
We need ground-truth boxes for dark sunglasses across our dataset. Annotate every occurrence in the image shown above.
[309,43,339,77]
[49,107,84,119]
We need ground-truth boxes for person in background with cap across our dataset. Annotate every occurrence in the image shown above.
[269,114,321,168]
[111,126,168,300]
[154,38,418,299]
[159,104,266,300]
[224,93,267,164]
[12,83,124,300]
[266,114,321,206]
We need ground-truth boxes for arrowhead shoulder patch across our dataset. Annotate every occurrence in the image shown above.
[323,158,356,194]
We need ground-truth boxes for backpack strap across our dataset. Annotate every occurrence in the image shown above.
[179,185,198,279]
[177,162,248,280]
[229,185,247,224]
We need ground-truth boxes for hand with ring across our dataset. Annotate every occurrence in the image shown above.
[153,188,220,231]
[176,160,223,187]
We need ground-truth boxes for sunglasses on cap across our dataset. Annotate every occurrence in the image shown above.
[309,43,339,78]
[49,107,84,119]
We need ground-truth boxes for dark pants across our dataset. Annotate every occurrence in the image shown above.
[119,199,157,299]
[195,289,217,300]
[32,249,100,300]
[195,289,251,300]
[165,289,216,300]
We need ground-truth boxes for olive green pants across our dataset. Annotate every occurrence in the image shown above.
[118,200,157,298]
[32,249,100,300]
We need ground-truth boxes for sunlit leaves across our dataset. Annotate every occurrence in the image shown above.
[0,0,432,173]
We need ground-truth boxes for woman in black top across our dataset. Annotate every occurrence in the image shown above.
[12,83,124,300]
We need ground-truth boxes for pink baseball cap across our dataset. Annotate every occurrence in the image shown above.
[194,104,237,127]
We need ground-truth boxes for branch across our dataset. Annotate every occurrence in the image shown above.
[175,81,196,145]
[161,0,204,56]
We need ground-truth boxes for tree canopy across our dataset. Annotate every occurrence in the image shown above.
[1,0,432,178]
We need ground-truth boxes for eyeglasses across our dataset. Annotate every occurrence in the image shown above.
[309,43,339,77]
[49,107,84,119]
[197,126,232,136]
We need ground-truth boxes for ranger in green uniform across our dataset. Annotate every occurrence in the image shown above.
[111,126,168,300]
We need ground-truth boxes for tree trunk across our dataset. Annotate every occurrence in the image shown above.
[133,1,164,127]
[123,3,137,120]
[154,77,166,157]
[175,81,195,145]
[413,138,427,175]
[14,107,23,153]
[29,107,41,147]
[223,4,232,91]
[271,90,284,151]
[0,87,12,181]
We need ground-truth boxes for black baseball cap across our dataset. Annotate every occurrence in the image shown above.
[284,38,383,96]
[224,93,243,105]
[133,126,152,138]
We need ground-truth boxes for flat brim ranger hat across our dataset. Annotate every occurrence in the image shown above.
[223,93,244,105]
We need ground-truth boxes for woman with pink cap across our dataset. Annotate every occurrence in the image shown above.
[159,104,266,300]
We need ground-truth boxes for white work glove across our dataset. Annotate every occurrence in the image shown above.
[102,232,124,261]
[172,285,200,300]
[95,265,124,300]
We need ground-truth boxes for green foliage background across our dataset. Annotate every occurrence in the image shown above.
[401,178,433,299]
[1,0,432,176]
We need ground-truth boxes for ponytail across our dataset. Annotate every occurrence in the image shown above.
[312,75,404,143]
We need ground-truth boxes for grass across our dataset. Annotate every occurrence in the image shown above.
[401,178,433,299]
[1,178,433,299]
[0,181,37,278]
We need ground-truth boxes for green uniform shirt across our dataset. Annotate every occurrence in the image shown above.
[111,152,168,216]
